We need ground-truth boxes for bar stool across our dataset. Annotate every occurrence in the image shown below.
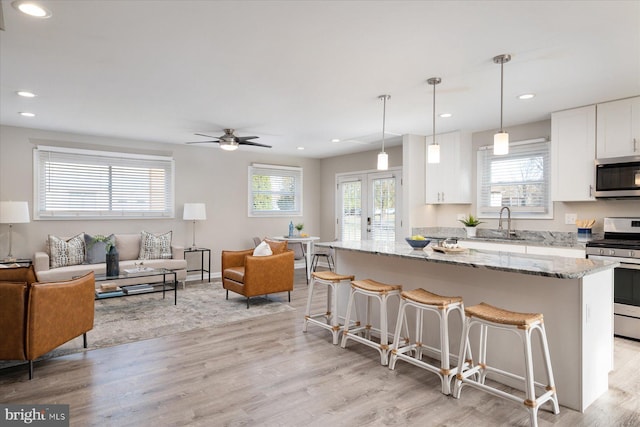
[453,303,560,427]
[340,279,409,365]
[388,288,469,395]
[303,271,355,344]
[311,247,334,272]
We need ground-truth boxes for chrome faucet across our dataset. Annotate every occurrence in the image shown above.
[498,206,516,238]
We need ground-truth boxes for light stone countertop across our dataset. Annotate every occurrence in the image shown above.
[317,240,618,279]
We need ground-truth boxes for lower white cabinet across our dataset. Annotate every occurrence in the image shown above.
[551,105,596,201]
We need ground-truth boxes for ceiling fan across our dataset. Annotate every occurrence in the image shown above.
[186,129,271,151]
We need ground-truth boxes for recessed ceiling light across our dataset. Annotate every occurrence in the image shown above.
[439,113,453,118]
[331,138,340,143]
[17,91,37,98]
[518,93,535,100]
[297,146,305,150]
[12,1,52,18]
[19,112,35,117]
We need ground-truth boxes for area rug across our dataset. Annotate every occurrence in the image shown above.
[0,282,295,369]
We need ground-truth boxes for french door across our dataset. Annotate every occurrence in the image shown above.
[336,169,401,241]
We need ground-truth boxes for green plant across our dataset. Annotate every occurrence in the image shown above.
[459,214,483,227]
[295,223,304,231]
[89,234,114,253]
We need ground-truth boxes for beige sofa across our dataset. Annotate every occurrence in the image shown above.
[34,233,187,287]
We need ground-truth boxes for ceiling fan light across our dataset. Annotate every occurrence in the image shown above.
[494,132,509,155]
[428,143,440,164]
[377,151,388,171]
[220,142,238,151]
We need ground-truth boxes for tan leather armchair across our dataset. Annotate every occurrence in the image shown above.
[222,240,294,308]
[0,266,95,379]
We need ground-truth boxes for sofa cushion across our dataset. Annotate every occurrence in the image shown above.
[253,241,273,257]
[84,233,115,264]
[48,233,85,269]
[115,233,141,261]
[264,239,288,255]
[223,266,245,283]
[138,231,173,260]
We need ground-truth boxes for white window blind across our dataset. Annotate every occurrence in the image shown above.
[339,178,362,241]
[248,164,302,217]
[477,139,551,218]
[34,146,175,219]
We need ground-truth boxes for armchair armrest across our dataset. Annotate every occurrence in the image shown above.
[34,252,50,273]
[0,282,28,360]
[243,250,294,295]
[26,272,96,361]
[222,249,254,271]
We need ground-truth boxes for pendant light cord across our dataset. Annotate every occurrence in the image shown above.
[381,95,387,153]
[432,80,436,143]
[500,60,504,132]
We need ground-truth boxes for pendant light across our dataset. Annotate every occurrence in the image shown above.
[493,54,511,155]
[377,94,390,170]
[427,77,441,164]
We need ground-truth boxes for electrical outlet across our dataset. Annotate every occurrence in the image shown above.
[565,213,577,225]
[457,213,466,220]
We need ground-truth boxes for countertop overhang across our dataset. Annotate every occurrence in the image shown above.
[317,240,618,279]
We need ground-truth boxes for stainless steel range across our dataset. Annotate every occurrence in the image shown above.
[586,217,640,340]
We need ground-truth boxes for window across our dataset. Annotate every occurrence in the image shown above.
[477,139,552,219]
[34,146,175,219]
[249,164,302,217]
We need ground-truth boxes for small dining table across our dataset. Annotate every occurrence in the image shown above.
[270,235,320,278]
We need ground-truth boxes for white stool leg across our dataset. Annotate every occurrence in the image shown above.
[340,288,356,348]
[388,299,407,370]
[329,282,340,344]
[538,323,560,414]
[440,306,452,395]
[303,276,316,332]
[453,316,471,399]
[380,293,389,365]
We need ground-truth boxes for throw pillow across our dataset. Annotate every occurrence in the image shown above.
[264,239,287,254]
[48,233,86,268]
[252,241,273,257]
[138,231,173,260]
[84,233,116,264]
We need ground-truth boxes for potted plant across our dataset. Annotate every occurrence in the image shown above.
[295,223,304,236]
[89,234,119,276]
[459,214,483,238]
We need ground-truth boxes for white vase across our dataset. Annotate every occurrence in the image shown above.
[465,227,477,238]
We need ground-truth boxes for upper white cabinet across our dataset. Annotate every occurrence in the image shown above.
[551,105,597,201]
[596,96,640,159]
[425,131,472,204]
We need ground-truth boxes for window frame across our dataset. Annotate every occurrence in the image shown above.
[33,145,175,220]
[476,138,553,219]
[248,163,303,217]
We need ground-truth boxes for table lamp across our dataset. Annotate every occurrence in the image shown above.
[0,201,31,261]
[183,203,206,249]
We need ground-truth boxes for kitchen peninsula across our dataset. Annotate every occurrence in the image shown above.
[317,240,619,412]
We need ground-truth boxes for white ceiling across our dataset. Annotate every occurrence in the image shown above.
[1,1,639,158]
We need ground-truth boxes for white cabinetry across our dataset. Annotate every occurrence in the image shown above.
[596,96,640,158]
[551,105,596,201]
[425,131,472,204]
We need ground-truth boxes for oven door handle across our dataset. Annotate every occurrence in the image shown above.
[588,255,640,269]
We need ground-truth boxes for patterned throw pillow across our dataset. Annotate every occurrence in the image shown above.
[138,231,173,260]
[84,233,116,264]
[48,233,86,268]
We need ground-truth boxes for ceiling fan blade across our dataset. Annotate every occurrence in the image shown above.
[194,133,221,139]
[236,136,259,142]
[185,140,220,144]
[238,141,272,148]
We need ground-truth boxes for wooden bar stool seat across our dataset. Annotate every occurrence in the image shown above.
[303,271,355,344]
[340,279,409,365]
[453,302,560,427]
[389,288,469,395]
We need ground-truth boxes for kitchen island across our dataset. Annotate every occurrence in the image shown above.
[316,240,618,412]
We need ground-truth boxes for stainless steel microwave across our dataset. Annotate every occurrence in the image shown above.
[595,156,640,198]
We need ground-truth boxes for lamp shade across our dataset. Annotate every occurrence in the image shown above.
[427,143,440,164]
[377,151,388,170]
[0,201,30,224]
[183,203,206,220]
[493,132,509,155]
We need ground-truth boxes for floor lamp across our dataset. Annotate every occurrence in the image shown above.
[183,203,206,250]
[0,201,31,261]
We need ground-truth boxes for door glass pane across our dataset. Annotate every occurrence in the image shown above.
[340,180,361,240]
[371,177,395,241]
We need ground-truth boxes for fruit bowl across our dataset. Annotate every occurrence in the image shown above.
[405,237,431,249]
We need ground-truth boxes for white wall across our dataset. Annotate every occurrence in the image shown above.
[0,125,321,273]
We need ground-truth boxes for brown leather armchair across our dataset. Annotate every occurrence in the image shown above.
[0,266,95,379]
[222,240,294,308]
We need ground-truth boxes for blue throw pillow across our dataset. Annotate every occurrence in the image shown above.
[84,233,116,264]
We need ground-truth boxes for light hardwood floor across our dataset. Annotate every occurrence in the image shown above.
[1,269,639,426]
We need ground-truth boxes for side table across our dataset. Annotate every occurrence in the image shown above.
[184,247,211,282]
[0,258,33,267]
